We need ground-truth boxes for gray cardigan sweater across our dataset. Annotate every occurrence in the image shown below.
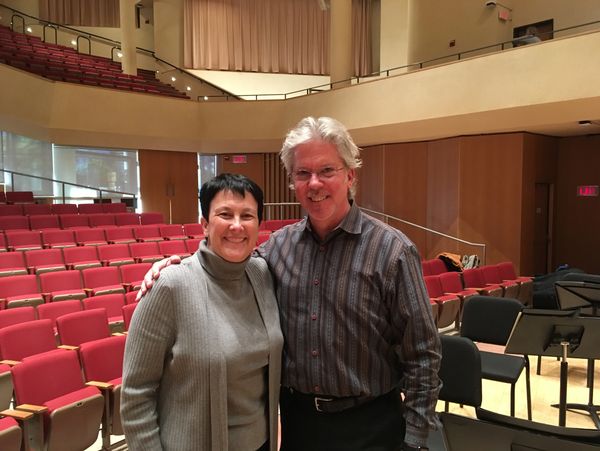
[121,250,283,451]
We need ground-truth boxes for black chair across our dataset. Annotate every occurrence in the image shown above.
[460,296,532,420]
[438,335,482,411]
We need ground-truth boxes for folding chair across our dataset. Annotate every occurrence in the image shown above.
[0,319,69,364]
[119,263,152,292]
[481,265,520,299]
[41,229,77,249]
[82,294,126,331]
[424,275,461,329]
[81,266,125,296]
[80,335,126,448]
[58,213,90,229]
[5,230,43,252]
[63,246,101,270]
[23,248,66,275]
[462,268,504,297]
[105,226,136,244]
[497,261,534,306]
[159,224,186,241]
[39,270,86,302]
[28,214,60,231]
[129,242,163,263]
[0,275,44,309]
[97,244,135,267]
[36,300,82,333]
[0,252,28,277]
[0,307,36,330]
[439,271,479,329]
[56,308,112,347]
[11,348,104,451]
[74,228,108,246]
[0,415,22,451]
[133,225,163,242]
[460,295,532,420]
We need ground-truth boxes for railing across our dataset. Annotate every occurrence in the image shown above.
[262,202,486,263]
[0,3,238,100]
[359,207,487,264]
[0,169,136,205]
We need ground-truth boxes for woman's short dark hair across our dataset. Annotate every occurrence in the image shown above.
[199,173,264,223]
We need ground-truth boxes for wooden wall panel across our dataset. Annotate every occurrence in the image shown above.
[520,134,558,276]
[356,145,385,212]
[458,134,523,267]
[426,138,460,259]
[263,153,301,220]
[383,142,429,254]
[555,135,600,274]
[139,149,199,224]
[219,153,265,189]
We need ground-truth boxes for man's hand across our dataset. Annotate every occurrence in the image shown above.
[136,255,182,301]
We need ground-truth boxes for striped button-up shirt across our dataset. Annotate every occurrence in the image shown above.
[258,202,441,444]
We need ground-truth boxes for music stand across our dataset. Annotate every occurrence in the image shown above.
[505,309,600,427]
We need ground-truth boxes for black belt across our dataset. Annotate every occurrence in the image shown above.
[284,387,384,413]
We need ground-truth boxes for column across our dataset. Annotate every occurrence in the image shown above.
[329,0,353,88]
[120,0,138,75]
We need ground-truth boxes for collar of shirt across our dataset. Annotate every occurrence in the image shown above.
[302,201,363,242]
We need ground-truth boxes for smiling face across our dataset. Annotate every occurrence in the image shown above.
[201,189,259,263]
[292,139,355,239]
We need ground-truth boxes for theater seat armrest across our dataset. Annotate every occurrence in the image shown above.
[0,360,20,366]
[122,283,133,291]
[58,345,79,351]
[86,381,114,390]
[16,404,48,414]
[112,332,126,336]
[83,288,93,296]
[0,408,33,420]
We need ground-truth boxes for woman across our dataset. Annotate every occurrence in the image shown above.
[121,173,283,451]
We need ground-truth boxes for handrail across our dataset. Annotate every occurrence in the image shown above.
[359,207,487,264]
[0,169,136,203]
[0,3,238,99]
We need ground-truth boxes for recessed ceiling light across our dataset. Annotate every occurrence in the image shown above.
[117,52,123,58]
[203,96,208,101]
[70,40,77,46]
[26,26,32,33]
[186,86,191,91]
[579,120,592,126]
[171,76,176,82]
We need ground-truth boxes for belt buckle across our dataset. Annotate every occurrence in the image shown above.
[314,396,332,412]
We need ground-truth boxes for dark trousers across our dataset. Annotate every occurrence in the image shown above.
[279,388,406,451]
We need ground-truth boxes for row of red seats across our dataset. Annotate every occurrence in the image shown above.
[0,25,189,100]
[424,262,533,330]
[0,201,128,215]
[0,263,150,309]
[0,211,164,232]
[0,222,196,250]
[0,305,131,449]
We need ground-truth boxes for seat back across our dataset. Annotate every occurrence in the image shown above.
[5,230,42,250]
[0,306,36,329]
[97,244,132,262]
[438,335,482,408]
[429,258,449,275]
[51,203,78,215]
[23,204,52,215]
[88,214,116,228]
[6,192,34,204]
[59,213,89,229]
[24,248,64,269]
[439,272,465,293]
[28,214,60,230]
[63,245,99,266]
[497,262,518,280]
[114,213,140,226]
[81,266,121,289]
[460,296,523,345]
[105,227,135,243]
[125,290,139,305]
[83,294,126,319]
[119,262,152,287]
[41,229,76,248]
[39,270,82,293]
[123,302,138,330]
[37,300,82,329]
[184,223,204,237]
[186,238,201,253]
[0,252,27,275]
[78,203,104,214]
[56,309,111,346]
[102,203,127,213]
[0,216,29,231]
[80,335,126,382]
[0,274,39,298]
[0,205,23,216]
[140,212,164,225]
[75,228,107,245]
[481,265,503,285]
[462,268,485,288]
[159,239,188,256]
[129,241,160,259]
[0,319,56,360]
[133,225,161,241]
[159,224,185,239]
[424,275,443,298]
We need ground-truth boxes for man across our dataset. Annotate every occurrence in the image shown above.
[140,117,441,450]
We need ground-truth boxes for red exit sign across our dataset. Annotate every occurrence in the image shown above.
[231,155,247,164]
[577,185,599,197]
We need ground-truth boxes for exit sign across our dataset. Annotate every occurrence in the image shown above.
[232,155,247,164]
[577,185,599,197]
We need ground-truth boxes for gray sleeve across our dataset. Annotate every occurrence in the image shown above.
[121,275,175,451]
